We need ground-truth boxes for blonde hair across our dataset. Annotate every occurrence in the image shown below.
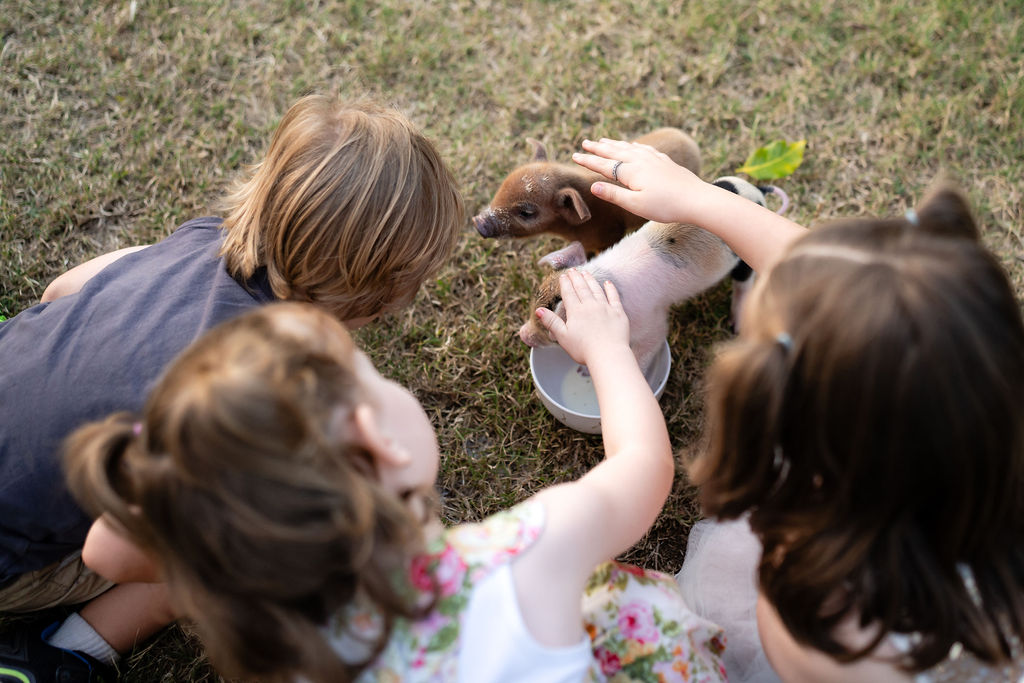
[693,185,1024,671]
[65,303,431,682]
[218,95,464,320]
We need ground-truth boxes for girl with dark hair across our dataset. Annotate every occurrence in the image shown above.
[574,140,1024,682]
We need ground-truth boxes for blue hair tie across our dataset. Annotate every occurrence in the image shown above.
[776,332,793,351]
[905,208,919,226]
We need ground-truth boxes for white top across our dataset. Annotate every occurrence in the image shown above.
[459,562,592,683]
[679,517,1024,683]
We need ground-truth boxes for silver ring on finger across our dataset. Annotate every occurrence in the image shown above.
[611,160,624,183]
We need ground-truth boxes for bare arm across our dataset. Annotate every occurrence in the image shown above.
[82,515,162,584]
[573,139,808,274]
[80,517,178,653]
[41,245,149,303]
[511,269,674,646]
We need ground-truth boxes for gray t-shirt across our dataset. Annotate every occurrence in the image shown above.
[0,217,275,583]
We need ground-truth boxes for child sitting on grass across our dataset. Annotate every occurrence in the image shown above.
[62,297,726,682]
[574,138,1024,681]
[0,93,463,682]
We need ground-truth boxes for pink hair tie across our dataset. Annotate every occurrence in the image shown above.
[132,422,143,436]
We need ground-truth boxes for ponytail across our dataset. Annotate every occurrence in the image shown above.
[63,412,151,546]
[913,180,980,241]
[62,303,435,682]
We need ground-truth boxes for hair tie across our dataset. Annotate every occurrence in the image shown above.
[905,208,919,226]
[769,445,791,493]
[956,563,983,608]
[775,332,793,351]
[132,421,143,436]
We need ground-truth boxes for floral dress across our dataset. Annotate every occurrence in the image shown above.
[583,562,728,682]
[327,500,728,682]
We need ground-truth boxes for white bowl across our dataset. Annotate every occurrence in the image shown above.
[529,339,672,434]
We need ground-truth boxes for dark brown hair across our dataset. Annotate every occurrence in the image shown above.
[218,94,464,321]
[65,303,430,682]
[691,184,1024,670]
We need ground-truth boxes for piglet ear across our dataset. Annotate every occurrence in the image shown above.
[914,180,979,241]
[554,187,592,225]
[538,241,588,269]
[526,138,548,161]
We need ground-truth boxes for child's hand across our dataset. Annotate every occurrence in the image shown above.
[573,138,704,225]
[535,269,630,366]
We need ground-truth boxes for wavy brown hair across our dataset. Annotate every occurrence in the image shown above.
[218,94,464,321]
[64,303,431,682]
[691,184,1024,671]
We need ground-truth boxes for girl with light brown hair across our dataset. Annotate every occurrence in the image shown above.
[61,298,727,682]
[0,93,462,682]
[575,139,1024,682]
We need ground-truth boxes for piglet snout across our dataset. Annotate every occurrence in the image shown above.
[473,211,500,238]
[520,320,557,348]
[519,322,539,346]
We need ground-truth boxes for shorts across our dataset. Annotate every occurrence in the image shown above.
[0,552,113,613]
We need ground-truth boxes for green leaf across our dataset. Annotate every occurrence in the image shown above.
[737,139,806,180]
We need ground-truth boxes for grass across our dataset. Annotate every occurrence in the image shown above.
[2,0,1022,679]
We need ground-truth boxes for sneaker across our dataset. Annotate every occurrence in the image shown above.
[0,622,116,683]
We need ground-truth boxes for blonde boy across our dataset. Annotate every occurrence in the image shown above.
[0,94,462,682]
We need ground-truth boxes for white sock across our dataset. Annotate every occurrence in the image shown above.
[45,612,121,665]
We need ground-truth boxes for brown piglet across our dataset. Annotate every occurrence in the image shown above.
[473,129,700,255]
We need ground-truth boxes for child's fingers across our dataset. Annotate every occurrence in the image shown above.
[578,269,606,300]
[590,137,633,151]
[579,138,632,163]
[572,148,631,183]
[572,152,620,179]
[589,180,635,207]
[580,138,666,163]
[535,307,567,341]
[559,270,582,304]
[563,269,605,308]
[568,270,593,311]
[602,280,623,311]
[631,142,671,161]
[605,157,627,180]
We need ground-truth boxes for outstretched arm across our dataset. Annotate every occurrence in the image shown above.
[41,245,149,302]
[511,269,674,646]
[574,138,808,274]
